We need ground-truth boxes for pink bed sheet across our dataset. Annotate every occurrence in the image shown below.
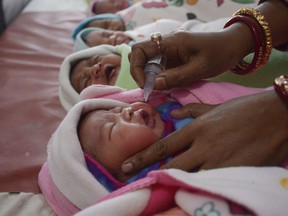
[0,11,86,193]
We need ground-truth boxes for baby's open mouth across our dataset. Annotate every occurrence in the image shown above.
[139,110,154,128]
[104,65,117,81]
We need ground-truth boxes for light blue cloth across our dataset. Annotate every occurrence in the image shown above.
[71,13,122,39]
[74,27,103,52]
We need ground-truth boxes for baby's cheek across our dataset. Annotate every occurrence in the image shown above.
[124,130,158,156]
[154,120,165,139]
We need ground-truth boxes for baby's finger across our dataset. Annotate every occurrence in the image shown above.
[121,123,195,174]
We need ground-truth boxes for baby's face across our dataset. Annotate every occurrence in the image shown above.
[93,0,129,14]
[87,19,125,31]
[78,102,165,175]
[85,30,132,47]
[70,54,121,93]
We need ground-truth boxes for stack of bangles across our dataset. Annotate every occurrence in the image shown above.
[259,0,288,51]
[224,7,272,75]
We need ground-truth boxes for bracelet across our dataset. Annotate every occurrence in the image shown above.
[258,0,288,51]
[274,75,288,107]
[234,7,272,67]
[224,15,264,75]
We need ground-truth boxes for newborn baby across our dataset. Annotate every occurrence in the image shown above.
[77,98,192,191]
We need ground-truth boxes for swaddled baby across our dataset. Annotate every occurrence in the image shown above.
[78,98,192,192]
[59,44,136,111]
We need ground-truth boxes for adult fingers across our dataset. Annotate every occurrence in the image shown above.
[161,147,204,172]
[129,40,161,88]
[171,103,216,119]
[121,122,195,174]
[154,60,207,90]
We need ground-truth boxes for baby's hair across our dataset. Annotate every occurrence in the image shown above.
[77,110,90,150]
[70,57,92,93]
[70,58,85,78]
[77,110,100,162]
[91,0,100,14]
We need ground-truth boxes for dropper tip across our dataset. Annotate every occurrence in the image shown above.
[143,91,149,102]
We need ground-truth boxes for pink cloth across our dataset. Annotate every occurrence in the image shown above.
[80,81,265,105]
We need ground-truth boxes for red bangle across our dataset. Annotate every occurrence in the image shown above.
[274,75,288,107]
[224,15,264,75]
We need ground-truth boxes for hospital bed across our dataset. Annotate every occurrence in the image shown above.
[0,0,88,214]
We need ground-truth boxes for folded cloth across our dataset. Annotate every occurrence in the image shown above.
[40,80,276,215]
[71,13,123,39]
[75,167,288,216]
[59,43,137,111]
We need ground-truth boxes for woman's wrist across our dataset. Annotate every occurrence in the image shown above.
[224,14,267,74]
[223,7,273,75]
[221,22,254,64]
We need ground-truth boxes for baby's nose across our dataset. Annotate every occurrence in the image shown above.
[122,107,133,121]
[91,63,101,75]
[108,34,117,45]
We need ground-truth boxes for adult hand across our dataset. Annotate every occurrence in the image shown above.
[121,91,288,174]
[129,27,253,90]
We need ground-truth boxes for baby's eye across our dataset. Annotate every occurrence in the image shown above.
[103,31,113,38]
[109,122,116,140]
[83,77,91,89]
[110,107,123,113]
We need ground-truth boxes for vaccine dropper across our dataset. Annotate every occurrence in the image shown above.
[143,54,166,101]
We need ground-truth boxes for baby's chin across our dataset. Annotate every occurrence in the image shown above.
[108,67,120,85]
[153,119,165,139]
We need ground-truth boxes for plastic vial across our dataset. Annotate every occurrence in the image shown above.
[143,54,167,101]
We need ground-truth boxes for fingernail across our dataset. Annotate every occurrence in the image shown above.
[121,163,133,173]
[155,77,166,88]
[136,81,142,88]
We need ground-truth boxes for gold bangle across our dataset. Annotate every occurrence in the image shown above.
[234,7,272,66]
[257,0,288,52]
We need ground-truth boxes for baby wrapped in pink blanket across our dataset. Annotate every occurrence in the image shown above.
[39,80,288,216]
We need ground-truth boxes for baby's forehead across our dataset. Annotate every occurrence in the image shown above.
[72,58,88,71]
[87,30,109,37]
[71,55,99,74]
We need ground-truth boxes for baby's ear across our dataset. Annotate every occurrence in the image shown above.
[80,84,125,100]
